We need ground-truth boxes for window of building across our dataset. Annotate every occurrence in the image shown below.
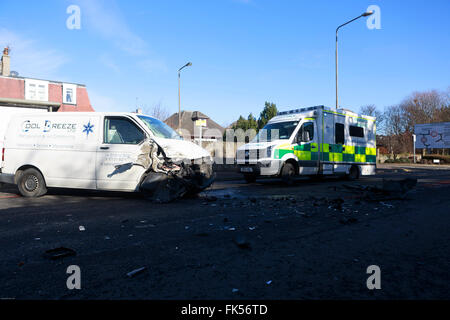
[25,79,48,101]
[104,117,145,144]
[63,83,77,105]
[335,123,345,144]
[349,125,364,138]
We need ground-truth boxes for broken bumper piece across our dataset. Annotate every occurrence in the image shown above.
[140,159,215,203]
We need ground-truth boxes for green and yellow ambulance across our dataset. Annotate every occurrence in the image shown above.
[236,105,376,183]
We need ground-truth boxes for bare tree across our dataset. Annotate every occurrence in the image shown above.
[359,104,385,134]
[383,105,411,158]
[400,90,450,132]
[143,103,171,121]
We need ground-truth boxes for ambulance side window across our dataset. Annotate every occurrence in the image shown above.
[297,122,314,143]
[349,125,364,138]
[335,123,345,145]
[104,117,145,145]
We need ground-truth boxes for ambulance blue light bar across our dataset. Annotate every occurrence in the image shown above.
[277,105,325,116]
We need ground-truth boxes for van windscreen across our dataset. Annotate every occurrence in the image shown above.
[138,116,182,140]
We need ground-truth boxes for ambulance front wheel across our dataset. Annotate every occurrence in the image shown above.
[17,168,47,197]
[281,162,296,185]
[243,174,257,183]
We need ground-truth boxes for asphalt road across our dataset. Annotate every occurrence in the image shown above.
[0,164,449,299]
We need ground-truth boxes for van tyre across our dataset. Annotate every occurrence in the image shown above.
[347,165,359,181]
[281,162,296,186]
[18,168,47,197]
[243,174,257,183]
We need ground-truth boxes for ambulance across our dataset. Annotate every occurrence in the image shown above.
[236,105,376,183]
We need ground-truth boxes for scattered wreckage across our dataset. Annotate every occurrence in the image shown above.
[137,139,215,202]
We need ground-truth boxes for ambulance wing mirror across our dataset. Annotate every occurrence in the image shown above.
[296,126,310,143]
[303,131,311,142]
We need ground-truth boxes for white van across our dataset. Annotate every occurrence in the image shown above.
[236,105,376,183]
[0,112,214,199]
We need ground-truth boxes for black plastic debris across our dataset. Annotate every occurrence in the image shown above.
[343,178,418,201]
[329,198,345,210]
[233,234,251,249]
[195,232,209,237]
[382,178,417,194]
[339,217,358,225]
[43,247,76,260]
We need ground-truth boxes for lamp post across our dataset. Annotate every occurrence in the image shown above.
[335,10,373,109]
[178,62,192,133]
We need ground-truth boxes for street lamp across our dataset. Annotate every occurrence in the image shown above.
[178,62,192,132]
[335,10,374,109]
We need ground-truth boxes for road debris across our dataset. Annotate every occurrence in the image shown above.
[126,267,147,278]
[43,247,76,260]
[380,202,394,208]
[135,224,156,229]
[339,217,358,225]
[342,178,417,201]
[233,234,251,249]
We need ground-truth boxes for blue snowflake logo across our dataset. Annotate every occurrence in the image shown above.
[83,121,94,137]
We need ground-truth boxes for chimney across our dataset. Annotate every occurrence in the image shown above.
[1,47,11,77]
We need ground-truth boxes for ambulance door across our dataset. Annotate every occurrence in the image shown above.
[321,111,335,174]
[332,115,348,174]
[294,119,319,175]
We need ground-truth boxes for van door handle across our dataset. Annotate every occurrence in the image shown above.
[100,146,109,150]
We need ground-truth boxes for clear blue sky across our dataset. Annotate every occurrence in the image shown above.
[1,0,449,126]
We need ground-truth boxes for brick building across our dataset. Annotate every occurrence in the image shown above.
[0,47,95,148]
[0,47,94,113]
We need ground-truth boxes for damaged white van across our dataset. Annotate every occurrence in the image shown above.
[0,112,214,201]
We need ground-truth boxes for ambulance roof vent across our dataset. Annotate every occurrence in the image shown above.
[277,105,325,116]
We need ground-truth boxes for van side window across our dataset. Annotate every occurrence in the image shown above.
[297,122,314,143]
[349,125,364,138]
[335,123,345,144]
[104,117,145,145]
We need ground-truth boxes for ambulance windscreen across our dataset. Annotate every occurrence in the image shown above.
[252,121,299,142]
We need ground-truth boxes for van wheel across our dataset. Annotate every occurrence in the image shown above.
[281,162,296,185]
[243,174,257,183]
[18,168,47,197]
[347,165,359,181]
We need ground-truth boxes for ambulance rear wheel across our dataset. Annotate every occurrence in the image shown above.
[243,174,257,183]
[347,165,360,181]
[17,168,47,197]
[281,162,296,185]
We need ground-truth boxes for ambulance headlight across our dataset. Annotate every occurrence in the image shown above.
[266,146,273,158]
